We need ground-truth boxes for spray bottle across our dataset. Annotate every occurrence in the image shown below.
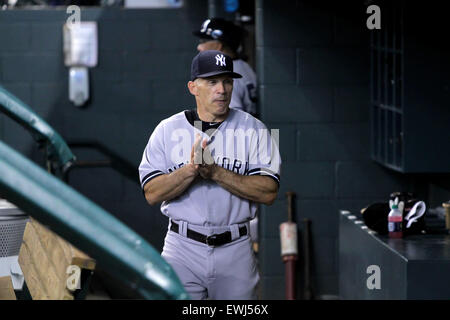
[388,197,403,238]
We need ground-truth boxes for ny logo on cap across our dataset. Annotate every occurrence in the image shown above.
[215,54,226,67]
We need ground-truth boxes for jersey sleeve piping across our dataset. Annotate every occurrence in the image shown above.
[247,168,280,187]
[141,170,165,189]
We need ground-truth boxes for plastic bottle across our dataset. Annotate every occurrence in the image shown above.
[388,203,403,238]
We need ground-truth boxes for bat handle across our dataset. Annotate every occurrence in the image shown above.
[286,191,295,222]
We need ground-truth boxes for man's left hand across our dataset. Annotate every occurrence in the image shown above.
[198,139,216,180]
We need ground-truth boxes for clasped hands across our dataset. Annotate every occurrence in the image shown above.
[190,133,216,180]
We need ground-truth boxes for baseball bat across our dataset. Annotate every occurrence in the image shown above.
[280,191,298,300]
[303,218,313,300]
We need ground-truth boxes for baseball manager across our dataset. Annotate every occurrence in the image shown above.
[139,50,281,299]
[193,17,257,116]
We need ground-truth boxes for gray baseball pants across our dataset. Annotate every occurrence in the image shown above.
[161,220,259,300]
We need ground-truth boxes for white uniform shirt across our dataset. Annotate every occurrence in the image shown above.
[139,108,281,227]
[230,59,257,115]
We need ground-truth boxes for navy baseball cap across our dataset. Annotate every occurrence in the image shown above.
[191,50,242,81]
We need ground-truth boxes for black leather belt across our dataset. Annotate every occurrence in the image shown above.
[170,221,247,247]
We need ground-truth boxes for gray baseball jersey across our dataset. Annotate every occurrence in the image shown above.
[138,108,281,227]
[230,59,257,115]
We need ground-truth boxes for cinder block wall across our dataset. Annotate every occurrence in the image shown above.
[255,0,417,299]
[2,1,449,300]
[0,3,206,251]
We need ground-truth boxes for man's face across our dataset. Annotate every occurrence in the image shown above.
[197,39,222,52]
[189,74,233,120]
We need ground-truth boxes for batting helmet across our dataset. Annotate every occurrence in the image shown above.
[193,18,244,53]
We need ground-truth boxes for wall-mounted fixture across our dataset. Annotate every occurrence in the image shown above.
[63,22,98,107]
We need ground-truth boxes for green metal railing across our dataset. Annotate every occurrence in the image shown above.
[0,139,188,299]
[0,85,75,174]
[0,85,188,299]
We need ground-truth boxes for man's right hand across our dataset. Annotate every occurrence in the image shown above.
[144,134,202,205]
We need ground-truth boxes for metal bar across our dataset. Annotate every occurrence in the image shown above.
[377,33,382,160]
[63,160,112,185]
[0,85,76,173]
[67,141,139,185]
[392,4,397,166]
[384,20,388,164]
[370,31,376,159]
[70,160,112,168]
[399,3,404,169]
